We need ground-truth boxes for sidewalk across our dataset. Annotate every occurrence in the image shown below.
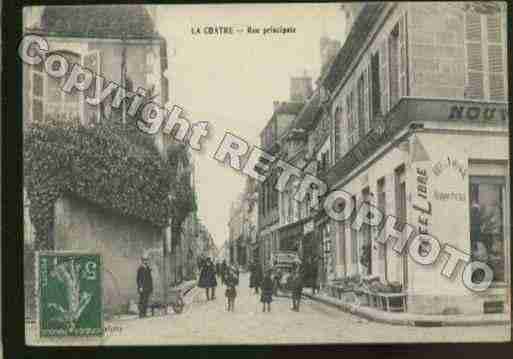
[302,288,510,327]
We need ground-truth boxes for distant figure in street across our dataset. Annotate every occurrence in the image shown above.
[220,260,228,285]
[225,267,238,311]
[136,254,153,318]
[261,268,274,312]
[198,257,217,300]
[216,261,221,277]
[249,262,262,294]
[310,257,320,295]
[291,266,303,312]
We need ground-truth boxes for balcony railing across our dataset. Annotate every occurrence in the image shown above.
[323,97,508,188]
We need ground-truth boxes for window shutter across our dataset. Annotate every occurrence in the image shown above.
[465,12,485,99]
[82,51,101,125]
[380,40,389,114]
[364,67,370,134]
[486,13,505,101]
[399,14,408,98]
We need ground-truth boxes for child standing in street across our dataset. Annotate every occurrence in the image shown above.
[225,267,238,311]
[260,268,273,312]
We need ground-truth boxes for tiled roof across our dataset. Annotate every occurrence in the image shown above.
[37,5,160,39]
[322,2,386,92]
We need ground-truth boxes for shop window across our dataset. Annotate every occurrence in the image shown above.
[361,188,372,275]
[469,176,505,283]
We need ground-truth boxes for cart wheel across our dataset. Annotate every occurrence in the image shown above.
[172,298,184,314]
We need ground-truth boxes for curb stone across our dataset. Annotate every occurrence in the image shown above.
[303,292,510,327]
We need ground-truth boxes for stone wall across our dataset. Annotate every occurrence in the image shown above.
[408,2,466,99]
[53,195,165,314]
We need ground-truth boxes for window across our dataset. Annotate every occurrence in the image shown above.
[357,74,365,139]
[464,9,506,101]
[371,52,381,117]
[395,166,407,288]
[333,105,345,159]
[347,91,357,148]
[469,176,505,283]
[380,40,389,115]
[361,188,372,275]
[29,50,102,125]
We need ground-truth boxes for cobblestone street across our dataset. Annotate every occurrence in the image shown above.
[100,273,510,345]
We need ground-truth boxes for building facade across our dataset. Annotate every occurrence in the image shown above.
[315,2,509,315]
[254,1,509,317]
[22,6,199,315]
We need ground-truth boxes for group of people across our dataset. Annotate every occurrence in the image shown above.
[136,254,312,318]
[249,262,305,312]
[197,257,240,311]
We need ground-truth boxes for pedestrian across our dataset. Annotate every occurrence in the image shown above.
[311,257,319,295]
[225,267,238,312]
[260,268,273,312]
[136,254,153,318]
[291,266,303,312]
[220,260,228,285]
[249,262,262,294]
[198,257,218,300]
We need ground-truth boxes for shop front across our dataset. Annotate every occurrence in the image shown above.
[325,98,509,316]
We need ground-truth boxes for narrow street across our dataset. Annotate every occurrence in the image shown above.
[103,273,510,345]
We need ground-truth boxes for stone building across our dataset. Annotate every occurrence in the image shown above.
[313,2,509,316]
[22,6,197,315]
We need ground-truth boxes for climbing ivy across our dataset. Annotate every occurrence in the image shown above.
[24,118,196,250]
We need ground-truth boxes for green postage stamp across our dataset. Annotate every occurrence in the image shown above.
[37,252,104,337]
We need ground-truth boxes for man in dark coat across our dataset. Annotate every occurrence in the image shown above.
[198,257,218,300]
[291,266,303,312]
[136,254,153,318]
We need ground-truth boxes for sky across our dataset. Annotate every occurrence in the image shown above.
[154,4,347,249]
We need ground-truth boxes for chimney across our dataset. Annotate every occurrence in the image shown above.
[320,36,341,74]
[290,75,313,102]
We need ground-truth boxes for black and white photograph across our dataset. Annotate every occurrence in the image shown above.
[13,2,511,346]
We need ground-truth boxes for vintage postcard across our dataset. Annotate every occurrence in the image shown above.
[20,2,510,346]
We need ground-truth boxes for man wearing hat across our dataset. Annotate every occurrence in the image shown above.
[136,254,153,318]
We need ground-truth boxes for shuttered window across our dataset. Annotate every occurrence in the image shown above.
[389,23,400,108]
[399,13,408,98]
[357,74,365,139]
[334,105,345,160]
[370,52,381,118]
[347,90,357,148]
[465,9,506,101]
[380,40,389,115]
